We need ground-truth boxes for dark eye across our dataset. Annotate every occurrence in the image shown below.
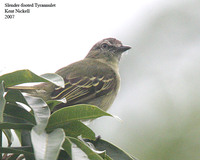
[101,43,109,49]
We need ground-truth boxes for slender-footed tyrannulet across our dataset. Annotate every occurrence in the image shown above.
[11,38,131,112]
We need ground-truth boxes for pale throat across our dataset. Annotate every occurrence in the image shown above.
[95,57,120,73]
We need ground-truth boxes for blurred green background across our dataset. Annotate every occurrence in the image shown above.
[90,0,200,160]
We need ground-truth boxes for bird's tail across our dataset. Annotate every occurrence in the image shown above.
[8,85,37,90]
[7,84,40,93]
[7,83,52,101]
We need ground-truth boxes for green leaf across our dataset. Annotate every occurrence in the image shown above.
[3,129,13,146]
[31,127,65,160]
[25,96,50,133]
[41,73,65,88]
[0,81,6,122]
[104,155,113,160]
[46,99,66,111]
[62,121,96,140]
[4,103,36,124]
[0,69,49,88]
[62,137,72,157]
[58,150,72,160]
[69,137,103,160]
[86,139,138,160]
[5,90,29,106]
[0,146,34,155]
[21,130,32,147]
[0,69,64,88]
[46,104,112,130]
[0,122,33,130]
[3,114,32,124]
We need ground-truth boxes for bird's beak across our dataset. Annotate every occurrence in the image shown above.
[117,45,131,53]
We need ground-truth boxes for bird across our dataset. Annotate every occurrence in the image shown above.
[11,38,131,112]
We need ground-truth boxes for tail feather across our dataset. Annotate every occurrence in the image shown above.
[8,85,38,90]
[7,85,39,95]
[7,83,53,101]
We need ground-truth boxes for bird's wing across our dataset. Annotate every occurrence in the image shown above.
[51,74,117,105]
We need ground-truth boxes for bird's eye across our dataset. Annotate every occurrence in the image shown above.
[101,43,109,49]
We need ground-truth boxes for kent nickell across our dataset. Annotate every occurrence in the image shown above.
[5,9,30,13]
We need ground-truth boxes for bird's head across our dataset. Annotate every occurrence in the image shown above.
[85,38,131,65]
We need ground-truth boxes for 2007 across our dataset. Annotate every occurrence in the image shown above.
[5,15,15,19]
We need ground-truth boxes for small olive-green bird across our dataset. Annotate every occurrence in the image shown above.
[12,38,131,112]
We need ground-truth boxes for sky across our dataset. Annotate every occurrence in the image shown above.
[0,0,172,75]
